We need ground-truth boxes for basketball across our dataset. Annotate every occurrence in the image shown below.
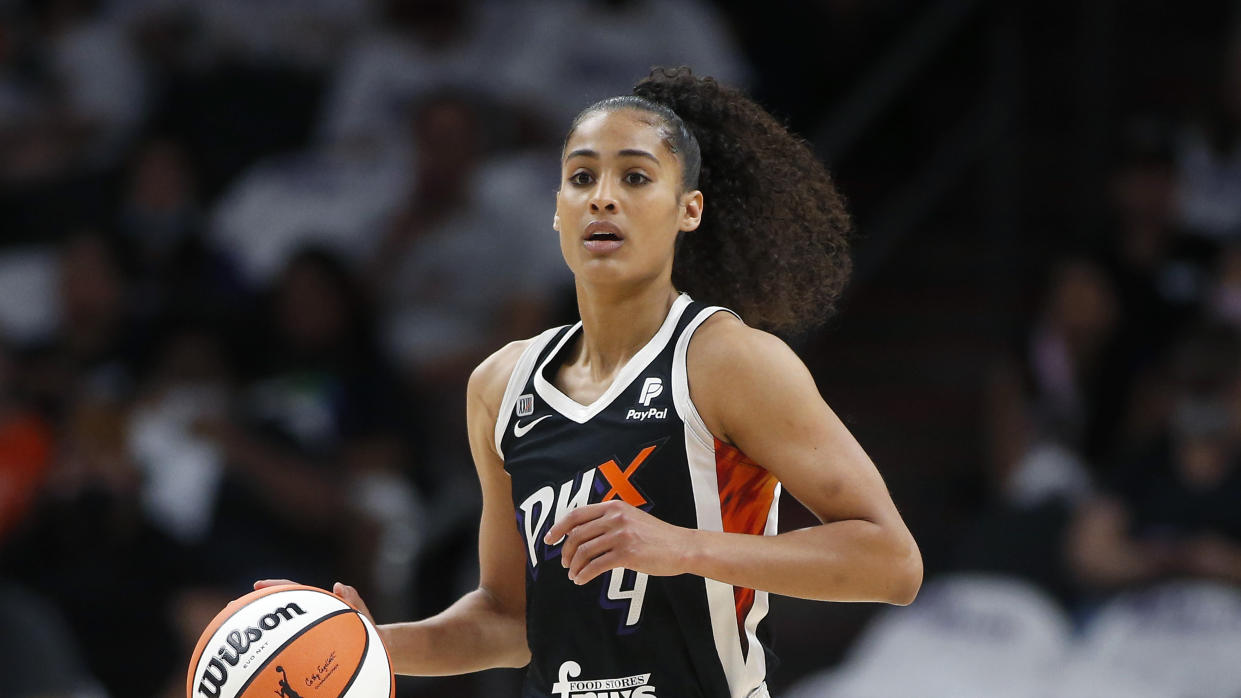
[186,584,394,698]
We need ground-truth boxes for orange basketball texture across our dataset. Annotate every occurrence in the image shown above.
[187,584,394,698]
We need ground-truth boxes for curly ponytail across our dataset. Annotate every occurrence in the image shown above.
[569,67,853,333]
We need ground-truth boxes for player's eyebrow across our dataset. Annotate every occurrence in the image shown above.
[565,148,661,166]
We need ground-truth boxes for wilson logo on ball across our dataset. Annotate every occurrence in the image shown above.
[196,603,307,698]
[187,585,394,698]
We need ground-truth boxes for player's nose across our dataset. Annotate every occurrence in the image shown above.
[589,179,619,213]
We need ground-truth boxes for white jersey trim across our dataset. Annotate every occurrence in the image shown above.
[671,305,740,449]
[744,481,780,683]
[534,293,693,424]
[682,425,747,695]
[672,304,767,698]
[494,326,566,459]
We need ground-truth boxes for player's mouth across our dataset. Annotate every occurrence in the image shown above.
[583,220,624,253]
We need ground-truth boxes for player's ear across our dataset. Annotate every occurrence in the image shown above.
[553,214,560,232]
[679,190,703,232]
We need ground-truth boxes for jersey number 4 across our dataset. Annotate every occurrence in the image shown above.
[606,568,649,627]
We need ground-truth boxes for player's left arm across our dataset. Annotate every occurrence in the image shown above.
[548,313,922,605]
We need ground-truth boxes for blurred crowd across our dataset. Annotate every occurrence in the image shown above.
[965,106,1241,605]
[971,52,1241,601]
[0,0,1239,697]
[0,0,748,695]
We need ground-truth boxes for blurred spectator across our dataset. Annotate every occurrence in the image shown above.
[180,0,367,70]
[108,0,367,70]
[316,0,525,149]
[208,141,410,287]
[42,0,147,160]
[1085,121,1203,465]
[985,256,1119,506]
[375,92,567,391]
[1100,119,1192,348]
[961,257,1125,602]
[0,338,53,543]
[1175,38,1241,243]
[1205,242,1241,328]
[0,582,107,698]
[0,232,141,428]
[4,356,184,697]
[0,7,38,159]
[127,317,231,546]
[500,0,752,127]
[51,230,139,401]
[0,245,59,347]
[119,137,202,269]
[1066,323,1241,594]
[341,425,424,621]
[194,247,421,600]
[109,0,208,77]
[0,0,147,182]
[119,135,243,319]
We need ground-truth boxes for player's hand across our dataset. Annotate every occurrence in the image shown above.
[253,578,298,590]
[544,500,693,585]
[253,579,376,624]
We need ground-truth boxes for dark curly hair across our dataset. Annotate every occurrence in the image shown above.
[566,66,853,333]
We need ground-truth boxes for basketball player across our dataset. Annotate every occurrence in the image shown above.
[261,67,921,697]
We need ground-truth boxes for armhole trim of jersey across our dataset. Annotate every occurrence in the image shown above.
[494,326,565,459]
[672,306,741,450]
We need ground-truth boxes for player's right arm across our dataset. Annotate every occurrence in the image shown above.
[376,339,532,674]
[262,341,532,674]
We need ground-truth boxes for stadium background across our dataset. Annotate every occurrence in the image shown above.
[2,0,1241,696]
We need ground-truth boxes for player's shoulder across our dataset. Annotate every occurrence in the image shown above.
[469,338,535,408]
[687,310,801,376]
[468,327,566,411]
[687,311,820,444]
[688,309,816,403]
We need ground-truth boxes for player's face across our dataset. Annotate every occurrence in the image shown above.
[555,109,702,287]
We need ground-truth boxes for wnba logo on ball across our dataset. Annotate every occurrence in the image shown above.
[196,602,307,698]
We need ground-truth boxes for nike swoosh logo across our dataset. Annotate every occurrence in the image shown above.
[513,415,553,438]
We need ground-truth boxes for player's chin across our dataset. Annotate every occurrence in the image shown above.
[569,256,636,285]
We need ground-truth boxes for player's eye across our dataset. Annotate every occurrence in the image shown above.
[624,172,650,186]
[568,171,594,186]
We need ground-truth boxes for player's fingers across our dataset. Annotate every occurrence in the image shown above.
[559,516,614,568]
[254,578,299,590]
[566,531,614,578]
[333,582,376,624]
[571,551,623,586]
[544,503,607,544]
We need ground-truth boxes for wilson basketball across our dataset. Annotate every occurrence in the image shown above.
[186,584,394,698]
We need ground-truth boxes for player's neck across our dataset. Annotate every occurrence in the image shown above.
[573,281,679,380]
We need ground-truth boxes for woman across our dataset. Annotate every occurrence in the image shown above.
[261,67,921,697]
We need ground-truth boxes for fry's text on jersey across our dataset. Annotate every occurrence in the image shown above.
[553,660,657,698]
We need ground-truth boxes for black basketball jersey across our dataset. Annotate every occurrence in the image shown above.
[496,294,779,698]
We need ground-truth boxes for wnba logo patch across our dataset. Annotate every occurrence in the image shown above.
[517,394,535,417]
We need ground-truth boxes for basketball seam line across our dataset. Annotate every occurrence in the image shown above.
[336,614,370,697]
